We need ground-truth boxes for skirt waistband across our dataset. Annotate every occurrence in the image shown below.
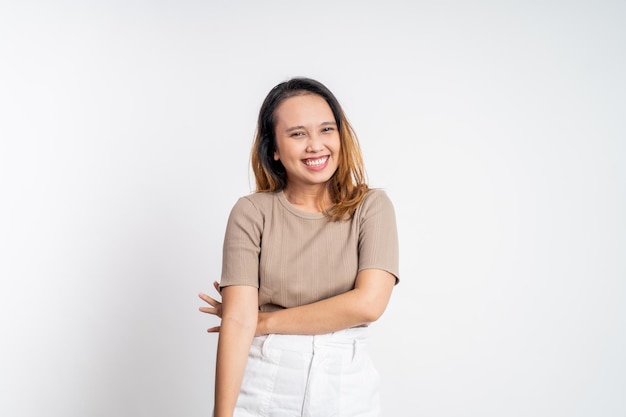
[251,326,370,353]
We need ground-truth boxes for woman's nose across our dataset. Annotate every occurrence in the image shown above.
[306,134,324,152]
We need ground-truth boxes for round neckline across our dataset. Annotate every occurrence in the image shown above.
[277,190,326,219]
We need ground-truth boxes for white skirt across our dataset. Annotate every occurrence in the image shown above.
[234,327,380,417]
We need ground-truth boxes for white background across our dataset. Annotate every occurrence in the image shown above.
[1,1,624,416]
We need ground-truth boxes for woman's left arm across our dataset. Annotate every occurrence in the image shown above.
[256,190,399,335]
[257,268,396,335]
[200,268,395,336]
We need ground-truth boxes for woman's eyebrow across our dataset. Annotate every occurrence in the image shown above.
[285,121,336,133]
[285,125,306,133]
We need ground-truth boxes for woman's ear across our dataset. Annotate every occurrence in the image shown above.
[273,150,280,161]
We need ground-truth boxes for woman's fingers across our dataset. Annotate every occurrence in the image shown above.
[199,283,224,322]
[199,292,223,317]
[199,292,220,306]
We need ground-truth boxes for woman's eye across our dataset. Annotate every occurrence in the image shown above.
[321,127,335,133]
[291,132,305,137]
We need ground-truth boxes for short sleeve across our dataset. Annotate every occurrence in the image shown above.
[357,190,400,282]
[220,197,263,288]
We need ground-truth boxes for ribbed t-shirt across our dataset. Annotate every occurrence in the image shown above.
[220,189,399,312]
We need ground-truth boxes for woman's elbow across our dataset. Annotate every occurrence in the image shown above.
[356,296,390,324]
[222,310,258,332]
[361,307,386,324]
[353,270,395,324]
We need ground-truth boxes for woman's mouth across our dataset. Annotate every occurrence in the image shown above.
[302,156,330,168]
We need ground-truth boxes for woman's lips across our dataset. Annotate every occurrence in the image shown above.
[302,156,330,169]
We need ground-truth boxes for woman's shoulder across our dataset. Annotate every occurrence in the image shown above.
[225,192,278,227]
[362,188,393,206]
[232,191,278,213]
[356,188,395,217]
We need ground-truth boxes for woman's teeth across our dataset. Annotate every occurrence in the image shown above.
[303,156,329,166]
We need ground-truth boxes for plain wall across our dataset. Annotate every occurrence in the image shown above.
[1,1,624,416]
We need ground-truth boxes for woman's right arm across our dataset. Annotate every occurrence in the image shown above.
[214,285,258,417]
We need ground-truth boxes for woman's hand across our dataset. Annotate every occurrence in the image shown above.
[198,281,223,333]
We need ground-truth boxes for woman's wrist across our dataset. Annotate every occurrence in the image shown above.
[257,311,270,336]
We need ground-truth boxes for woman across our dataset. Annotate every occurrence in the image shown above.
[199,77,399,417]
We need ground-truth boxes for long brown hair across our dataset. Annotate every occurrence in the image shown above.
[250,78,369,221]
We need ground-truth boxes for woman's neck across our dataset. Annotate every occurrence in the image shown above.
[283,186,330,213]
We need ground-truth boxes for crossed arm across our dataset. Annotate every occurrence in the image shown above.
[199,268,396,336]
[212,285,257,417]
[203,268,395,416]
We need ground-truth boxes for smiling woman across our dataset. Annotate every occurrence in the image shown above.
[250,78,371,221]
[272,94,341,210]
[199,77,399,417]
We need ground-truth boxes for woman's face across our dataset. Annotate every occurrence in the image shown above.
[273,94,341,192]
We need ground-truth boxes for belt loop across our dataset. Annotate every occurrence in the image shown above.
[261,334,273,358]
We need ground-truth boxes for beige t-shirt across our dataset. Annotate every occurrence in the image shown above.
[220,189,399,311]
